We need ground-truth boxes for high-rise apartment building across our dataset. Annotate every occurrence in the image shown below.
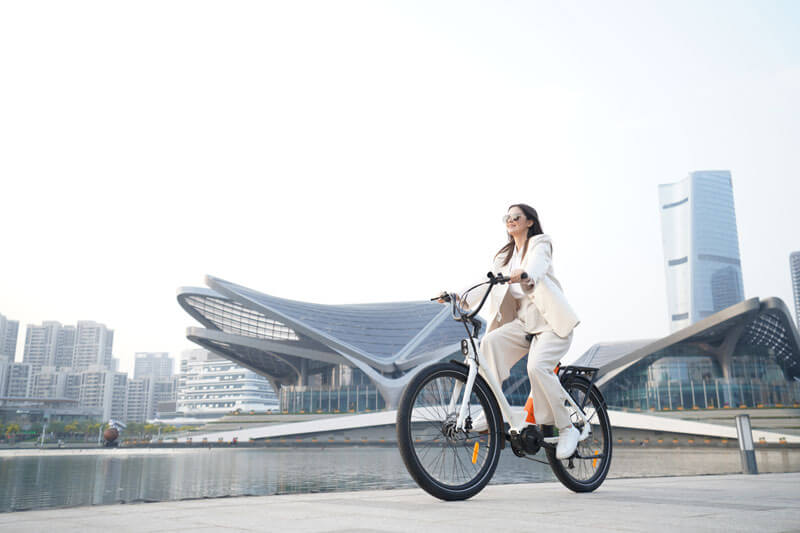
[125,376,178,422]
[72,321,114,371]
[64,372,82,401]
[791,251,800,329]
[6,363,32,398]
[23,321,78,372]
[23,322,60,374]
[0,313,19,360]
[125,378,152,423]
[177,349,278,416]
[658,170,745,332]
[0,358,10,396]
[153,378,177,415]
[30,367,68,398]
[55,326,76,369]
[78,366,127,420]
[134,352,173,380]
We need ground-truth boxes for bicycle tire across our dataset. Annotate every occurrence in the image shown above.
[545,377,613,492]
[396,362,503,501]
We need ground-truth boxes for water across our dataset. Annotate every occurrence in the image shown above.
[1,447,798,513]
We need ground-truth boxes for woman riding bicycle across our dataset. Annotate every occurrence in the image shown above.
[457,203,580,460]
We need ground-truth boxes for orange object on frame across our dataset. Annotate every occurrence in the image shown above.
[524,396,536,424]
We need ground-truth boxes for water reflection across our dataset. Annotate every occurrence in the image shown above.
[0,447,798,512]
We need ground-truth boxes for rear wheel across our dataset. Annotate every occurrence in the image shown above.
[545,378,612,492]
[397,362,503,501]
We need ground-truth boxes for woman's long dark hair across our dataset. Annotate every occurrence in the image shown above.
[495,203,544,267]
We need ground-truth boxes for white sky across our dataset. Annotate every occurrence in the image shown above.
[1,1,798,375]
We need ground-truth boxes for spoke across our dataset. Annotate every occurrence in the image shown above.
[408,370,499,488]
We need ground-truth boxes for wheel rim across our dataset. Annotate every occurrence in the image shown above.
[407,371,498,489]
[555,384,611,484]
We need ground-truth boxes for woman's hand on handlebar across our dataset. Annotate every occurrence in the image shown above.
[432,291,451,304]
[508,269,534,289]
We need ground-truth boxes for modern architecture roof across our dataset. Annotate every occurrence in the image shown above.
[572,297,800,387]
[177,275,481,407]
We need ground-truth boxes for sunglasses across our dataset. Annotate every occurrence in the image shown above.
[502,214,524,224]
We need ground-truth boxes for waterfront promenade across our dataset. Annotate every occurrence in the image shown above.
[3,472,798,532]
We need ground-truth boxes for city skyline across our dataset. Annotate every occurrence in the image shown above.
[2,2,799,373]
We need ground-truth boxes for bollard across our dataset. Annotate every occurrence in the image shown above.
[735,414,758,474]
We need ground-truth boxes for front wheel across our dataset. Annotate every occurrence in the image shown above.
[545,378,613,492]
[396,362,503,501]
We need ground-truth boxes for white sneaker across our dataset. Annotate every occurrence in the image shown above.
[556,425,579,459]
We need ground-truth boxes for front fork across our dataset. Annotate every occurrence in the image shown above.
[453,362,476,430]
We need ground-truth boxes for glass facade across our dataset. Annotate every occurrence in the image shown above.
[659,171,745,331]
[602,345,800,411]
[184,295,299,341]
[278,356,534,413]
[280,384,386,413]
[791,251,800,330]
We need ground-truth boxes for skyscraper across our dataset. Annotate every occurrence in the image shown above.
[6,363,32,398]
[30,367,68,398]
[71,321,114,371]
[126,378,154,423]
[24,322,78,374]
[133,352,173,380]
[23,322,60,374]
[791,251,800,329]
[54,325,76,369]
[78,365,127,420]
[0,313,19,360]
[659,170,745,332]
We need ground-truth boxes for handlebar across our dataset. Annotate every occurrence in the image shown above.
[433,271,529,323]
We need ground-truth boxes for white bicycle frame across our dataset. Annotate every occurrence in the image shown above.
[451,338,592,445]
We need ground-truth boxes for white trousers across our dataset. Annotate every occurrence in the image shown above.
[479,304,573,429]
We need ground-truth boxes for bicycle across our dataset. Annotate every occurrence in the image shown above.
[396,272,612,500]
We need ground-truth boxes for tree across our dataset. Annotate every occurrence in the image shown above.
[49,420,66,438]
[86,422,102,442]
[143,423,157,438]
[65,421,80,439]
[126,422,144,439]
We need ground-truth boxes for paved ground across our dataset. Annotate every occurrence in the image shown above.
[2,473,798,532]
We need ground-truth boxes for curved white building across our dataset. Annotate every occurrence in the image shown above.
[659,170,744,332]
[177,275,507,412]
[177,348,278,416]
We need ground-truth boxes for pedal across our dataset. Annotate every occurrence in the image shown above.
[508,431,527,458]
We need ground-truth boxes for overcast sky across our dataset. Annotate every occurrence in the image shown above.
[1,1,798,375]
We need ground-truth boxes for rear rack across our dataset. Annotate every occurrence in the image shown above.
[557,365,599,379]
[556,365,601,412]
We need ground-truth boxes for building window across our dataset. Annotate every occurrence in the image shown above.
[662,197,688,209]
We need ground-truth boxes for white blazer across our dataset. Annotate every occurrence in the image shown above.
[466,234,580,338]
